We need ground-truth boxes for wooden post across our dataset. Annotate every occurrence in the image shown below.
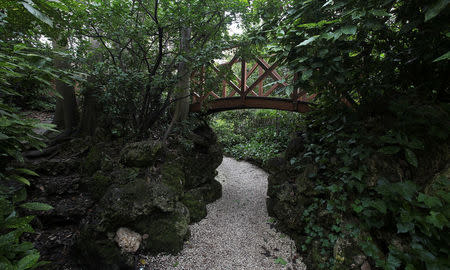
[292,72,299,101]
[241,59,247,100]
[222,80,227,98]
[258,66,264,96]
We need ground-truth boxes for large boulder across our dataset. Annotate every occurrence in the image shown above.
[96,177,181,229]
[181,189,207,223]
[135,202,190,254]
[29,122,224,269]
[120,140,164,167]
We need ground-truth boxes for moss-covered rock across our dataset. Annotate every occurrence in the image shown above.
[183,147,222,188]
[96,178,179,230]
[120,140,164,167]
[195,178,222,203]
[136,203,190,254]
[81,171,113,200]
[182,189,207,223]
[81,144,106,176]
[73,232,133,270]
[160,161,185,195]
[332,236,366,270]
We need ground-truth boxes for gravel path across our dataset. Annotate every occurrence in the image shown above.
[146,157,306,270]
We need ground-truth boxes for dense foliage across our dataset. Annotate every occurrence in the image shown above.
[282,104,449,269]
[210,109,302,166]
[262,0,449,108]
[254,0,450,269]
[0,1,64,268]
[1,0,449,268]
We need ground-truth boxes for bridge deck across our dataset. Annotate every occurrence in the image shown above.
[190,96,312,113]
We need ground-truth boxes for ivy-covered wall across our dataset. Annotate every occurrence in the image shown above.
[266,105,450,270]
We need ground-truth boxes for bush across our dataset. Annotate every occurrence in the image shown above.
[209,109,303,165]
[0,42,55,269]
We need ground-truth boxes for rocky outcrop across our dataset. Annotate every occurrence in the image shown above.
[266,131,450,270]
[25,123,223,269]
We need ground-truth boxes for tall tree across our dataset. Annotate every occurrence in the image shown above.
[52,38,79,137]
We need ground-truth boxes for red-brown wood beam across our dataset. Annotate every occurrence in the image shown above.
[247,63,258,80]
[241,60,247,98]
[258,66,264,96]
[211,64,241,94]
[263,83,283,97]
[244,59,281,96]
[189,96,312,113]
[222,80,227,98]
[256,58,288,87]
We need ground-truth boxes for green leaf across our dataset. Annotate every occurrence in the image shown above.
[13,188,27,203]
[302,70,313,80]
[0,132,10,140]
[405,148,418,167]
[16,252,40,270]
[15,168,39,177]
[298,36,319,46]
[369,200,387,214]
[426,211,448,229]
[11,175,30,186]
[433,51,450,62]
[274,257,287,265]
[378,146,401,155]
[397,222,414,233]
[385,253,401,270]
[20,1,54,27]
[425,0,449,22]
[20,202,53,211]
[338,25,357,35]
[4,216,35,232]
[418,193,443,208]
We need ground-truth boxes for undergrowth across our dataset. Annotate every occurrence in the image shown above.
[209,109,303,166]
[285,100,450,269]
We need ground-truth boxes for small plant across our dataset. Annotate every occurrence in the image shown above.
[274,257,287,265]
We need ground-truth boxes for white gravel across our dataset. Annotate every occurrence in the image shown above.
[145,157,306,270]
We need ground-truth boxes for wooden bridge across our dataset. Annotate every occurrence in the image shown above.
[189,54,316,114]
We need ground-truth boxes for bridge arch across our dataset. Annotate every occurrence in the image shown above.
[189,54,317,114]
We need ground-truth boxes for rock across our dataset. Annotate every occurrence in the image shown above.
[182,189,207,223]
[266,157,286,174]
[183,145,223,188]
[136,203,190,254]
[284,135,305,160]
[31,158,80,176]
[120,140,163,167]
[114,227,142,253]
[361,261,371,270]
[81,144,106,176]
[73,232,132,270]
[160,161,185,194]
[194,178,222,203]
[81,171,113,200]
[97,178,179,229]
[332,236,365,270]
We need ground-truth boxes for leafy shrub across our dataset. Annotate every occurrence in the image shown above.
[209,109,303,165]
[0,42,55,269]
[81,64,146,137]
[286,101,450,269]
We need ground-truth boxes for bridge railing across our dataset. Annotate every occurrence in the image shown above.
[189,53,316,113]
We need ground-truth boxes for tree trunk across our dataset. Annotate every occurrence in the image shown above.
[52,39,79,135]
[173,27,192,121]
[162,27,191,141]
[78,38,102,136]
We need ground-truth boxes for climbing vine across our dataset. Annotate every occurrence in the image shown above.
[283,99,449,269]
